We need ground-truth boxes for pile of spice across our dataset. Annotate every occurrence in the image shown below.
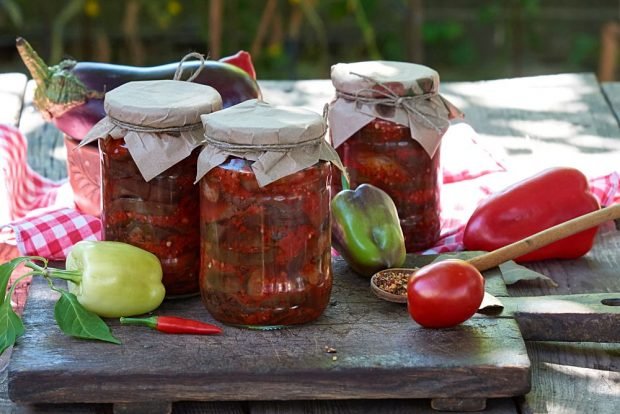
[373,270,412,297]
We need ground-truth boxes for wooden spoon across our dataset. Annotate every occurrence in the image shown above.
[371,203,620,303]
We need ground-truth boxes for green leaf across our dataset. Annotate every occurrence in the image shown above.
[431,251,558,286]
[0,299,24,355]
[0,257,32,306]
[498,260,558,287]
[54,291,121,345]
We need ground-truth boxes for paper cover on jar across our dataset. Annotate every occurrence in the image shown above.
[197,99,346,187]
[81,80,222,182]
[329,61,463,158]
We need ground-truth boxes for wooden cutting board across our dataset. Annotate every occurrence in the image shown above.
[8,255,531,413]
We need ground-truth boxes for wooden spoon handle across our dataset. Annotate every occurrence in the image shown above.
[467,203,620,272]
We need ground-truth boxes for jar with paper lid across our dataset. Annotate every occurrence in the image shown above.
[329,61,462,251]
[196,99,344,328]
[82,79,223,297]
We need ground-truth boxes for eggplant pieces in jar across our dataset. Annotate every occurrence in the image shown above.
[101,137,201,297]
[199,158,332,328]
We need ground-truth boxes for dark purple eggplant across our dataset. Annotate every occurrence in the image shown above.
[16,37,262,140]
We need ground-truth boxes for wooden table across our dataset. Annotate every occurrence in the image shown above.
[1,73,619,414]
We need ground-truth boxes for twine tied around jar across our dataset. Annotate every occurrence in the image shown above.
[197,99,347,187]
[173,52,207,82]
[202,133,327,152]
[336,71,443,134]
[108,118,202,135]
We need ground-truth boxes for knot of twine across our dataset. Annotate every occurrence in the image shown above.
[336,71,442,133]
[203,131,326,153]
[110,117,202,134]
[173,52,207,82]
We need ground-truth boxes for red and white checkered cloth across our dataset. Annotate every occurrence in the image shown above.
[1,122,618,261]
[1,124,101,260]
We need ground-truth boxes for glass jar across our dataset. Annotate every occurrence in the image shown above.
[332,119,441,251]
[196,99,343,328]
[82,80,223,297]
[100,139,201,296]
[329,61,461,251]
[199,159,332,327]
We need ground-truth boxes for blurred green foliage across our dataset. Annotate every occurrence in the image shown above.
[0,0,614,81]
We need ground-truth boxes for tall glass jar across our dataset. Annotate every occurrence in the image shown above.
[196,100,344,329]
[82,80,223,297]
[329,61,462,252]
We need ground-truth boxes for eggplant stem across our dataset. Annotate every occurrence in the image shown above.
[15,37,50,89]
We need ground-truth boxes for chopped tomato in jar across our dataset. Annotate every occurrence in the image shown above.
[199,158,333,328]
[100,137,201,297]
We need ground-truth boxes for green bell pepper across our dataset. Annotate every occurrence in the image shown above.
[62,240,166,318]
[331,182,406,277]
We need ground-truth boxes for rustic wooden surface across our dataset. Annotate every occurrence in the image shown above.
[500,292,620,342]
[1,73,619,413]
[601,82,620,123]
[8,257,530,406]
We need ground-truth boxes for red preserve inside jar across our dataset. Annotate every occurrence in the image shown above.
[332,118,441,251]
[84,79,223,298]
[101,138,201,296]
[199,158,332,328]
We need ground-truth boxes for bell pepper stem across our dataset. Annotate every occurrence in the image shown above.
[341,172,351,191]
[119,316,158,330]
[25,261,83,285]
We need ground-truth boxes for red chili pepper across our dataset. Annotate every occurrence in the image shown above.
[463,167,600,262]
[120,316,222,335]
[219,50,257,80]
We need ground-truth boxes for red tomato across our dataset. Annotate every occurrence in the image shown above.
[407,259,485,328]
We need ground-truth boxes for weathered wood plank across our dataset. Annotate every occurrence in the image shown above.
[440,73,620,178]
[7,256,530,406]
[520,341,620,414]
[509,222,620,297]
[499,293,620,342]
[172,401,247,414]
[601,82,620,125]
[250,398,519,413]
[0,73,27,127]
[508,225,620,414]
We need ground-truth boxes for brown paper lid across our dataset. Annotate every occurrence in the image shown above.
[105,80,221,127]
[81,80,222,182]
[331,61,439,96]
[197,99,345,186]
[329,61,463,157]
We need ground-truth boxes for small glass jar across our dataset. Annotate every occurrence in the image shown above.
[83,80,222,297]
[197,100,342,328]
[329,61,461,251]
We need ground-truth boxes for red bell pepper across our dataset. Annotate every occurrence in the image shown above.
[463,167,600,262]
